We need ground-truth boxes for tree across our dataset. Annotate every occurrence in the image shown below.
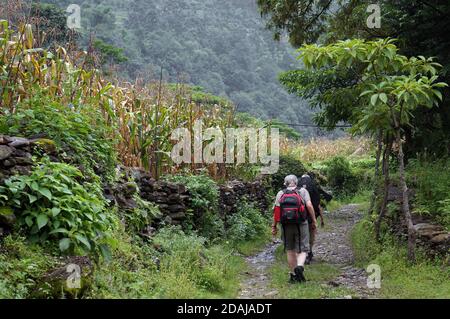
[297,38,448,261]
[258,0,450,156]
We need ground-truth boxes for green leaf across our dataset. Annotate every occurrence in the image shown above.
[27,194,38,204]
[25,215,33,227]
[59,238,71,251]
[38,188,52,200]
[379,93,388,104]
[49,228,69,235]
[51,207,61,217]
[31,182,39,191]
[37,214,49,229]
[74,234,91,250]
[99,244,112,261]
[371,94,379,106]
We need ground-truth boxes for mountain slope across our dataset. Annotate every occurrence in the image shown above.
[46,0,316,136]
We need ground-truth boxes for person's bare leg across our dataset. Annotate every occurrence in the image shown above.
[296,252,307,267]
[287,251,297,271]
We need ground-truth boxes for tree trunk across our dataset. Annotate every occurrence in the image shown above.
[375,139,391,241]
[395,129,416,262]
[368,132,383,216]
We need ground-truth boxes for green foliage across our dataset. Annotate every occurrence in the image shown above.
[30,2,75,47]
[269,245,354,298]
[257,0,335,46]
[226,202,268,243]
[0,93,117,181]
[0,159,113,258]
[407,159,450,229]
[123,194,161,234]
[94,39,129,66]
[324,156,359,198]
[166,174,224,240]
[297,38,447,138]
[0,235,58,299]
[351,218,450,298]
[271,154,307,190]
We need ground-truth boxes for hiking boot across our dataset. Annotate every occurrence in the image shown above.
[289,272,297,284]
[294,266,306,282]
[305,251,314,265]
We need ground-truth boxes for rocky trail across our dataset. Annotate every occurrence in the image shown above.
[238,204,378,299]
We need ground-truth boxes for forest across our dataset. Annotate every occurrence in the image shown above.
[0,0,448,302]
[40,0,320,137]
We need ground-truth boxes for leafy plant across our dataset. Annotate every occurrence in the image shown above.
[226,202,268,243]
[166,174,224,240]
[0,158,113,258]
[270,154,307,190]
[123,193,161,234]
[325,156,359,197]
[0,93,117,181]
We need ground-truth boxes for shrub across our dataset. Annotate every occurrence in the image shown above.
[226,202,268,243]
[0,235,58,299]
[166,174,224,240]
[0,93,117,181]
[325,156,359,197]
[271,154,307,190]
[0,158,113,258]
[123,194,161,234]
[152,226,229,294]
[407,159,450,229]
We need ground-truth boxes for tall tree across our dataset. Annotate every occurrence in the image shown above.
[297,38,447,261]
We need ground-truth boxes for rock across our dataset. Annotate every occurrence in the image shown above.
[2,159,16,167]
[0,135,12,145]
[0,207,16,227]
[35,256,93,298]
[12,156,33,166]
[168,205,185,213]
[30,138,57,154]
[8,137,30,148]
[164,215,173,224]
[170,212,186,220]
[430,233,449,244]
[0,145,14,161]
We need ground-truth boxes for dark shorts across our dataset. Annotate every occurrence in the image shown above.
[281,223,310,253]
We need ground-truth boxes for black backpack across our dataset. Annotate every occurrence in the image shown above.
[298,175,321,212]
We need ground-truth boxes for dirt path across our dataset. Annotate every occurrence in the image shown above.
[238,204,378,299]
[238,241,280,299]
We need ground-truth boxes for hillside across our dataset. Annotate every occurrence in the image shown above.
[44,0,317,136]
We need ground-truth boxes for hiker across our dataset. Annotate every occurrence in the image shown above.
[298,173,324,265]
[272,175,318,283]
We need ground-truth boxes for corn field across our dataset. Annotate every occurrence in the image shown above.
[281,136,373,163]
[0,20,236,178]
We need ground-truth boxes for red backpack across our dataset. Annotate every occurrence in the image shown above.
[279,189,307,225]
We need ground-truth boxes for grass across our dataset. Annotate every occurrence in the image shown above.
[230,228,272,256]
[268,246,354,299]
[351,219,450,299]
[325,189,372,213]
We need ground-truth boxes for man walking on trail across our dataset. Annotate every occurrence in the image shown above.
[272,175,318,283]
[299,174,325,265]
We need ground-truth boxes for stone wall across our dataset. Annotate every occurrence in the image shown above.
[108,169,271,228]
[219,179,270,217]
[388,184,449,258]
[0,135,35,182]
